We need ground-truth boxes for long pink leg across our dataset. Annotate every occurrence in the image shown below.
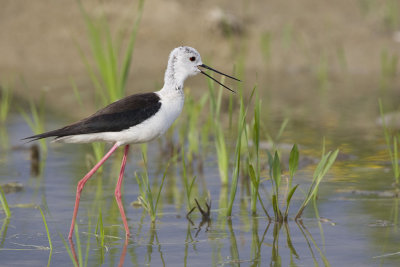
[68,143,120,239]
[115,145,130,238]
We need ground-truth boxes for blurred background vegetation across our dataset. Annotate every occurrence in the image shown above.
[0,0,398,120]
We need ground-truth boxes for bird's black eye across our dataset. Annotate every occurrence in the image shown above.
[190,56,196,62]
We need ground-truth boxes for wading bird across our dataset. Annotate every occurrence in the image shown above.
[24,46,240,239]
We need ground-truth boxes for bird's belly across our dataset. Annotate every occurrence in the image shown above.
[118,96,183,144]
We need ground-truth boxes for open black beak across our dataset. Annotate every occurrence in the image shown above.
[198,64,240,93]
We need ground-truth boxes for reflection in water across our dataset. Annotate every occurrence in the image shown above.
[271,222,282,266]
[222,220,285,266]
[0,218,10,248]
[297,221,330,266]
[68,239,79,267]
[184,221,193,267]
[251,218,270,266]
[186,199,211,237]
[30,144,40,176]
[118,239,128,267]
[3,111,400,266]
[146,224,165,266]
[68,235,129,267]
[0,126,8,149]
[376,198,399,265]
[284,223,299,260]
[227,220,240,264]
[256,221,331,267]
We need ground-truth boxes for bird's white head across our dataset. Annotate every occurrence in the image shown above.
[164,46,202,89]
[164,46,240,93]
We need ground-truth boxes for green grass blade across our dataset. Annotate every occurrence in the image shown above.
[95,210,105,248]
[84,217,91,267]
[215,125,229,185]
[272,151,281,192]
[272,194,282,222]
[215,80,224,119]
[249,163,259,214]
[73,38,106,104]
[39,207,52,250]
[226,94,247,216]
[284,184,299,219]
[257,191,271,220]
[188,176,197,199]
[181,149,193,211]
[289,144,299,181]
[0,186,11,218]
[226,86,257,216]
[145,177,155,221]
[60,234,79,267]
[103,19,118,100]
[276,118,289,142]
[379,99,399,183]
[248,163,257,186]
[120,0,145,93]
[394,136,399,181]
[74,224,83,267]
[70,79,84,108]
[296,149,339,220]
[253,90,260,165]
[154,163,169,213]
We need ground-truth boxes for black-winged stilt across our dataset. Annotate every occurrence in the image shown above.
[24,46,240,240]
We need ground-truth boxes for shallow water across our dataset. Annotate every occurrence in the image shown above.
[1,89,400,267]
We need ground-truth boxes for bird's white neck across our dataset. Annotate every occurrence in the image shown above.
[161,53,187,93]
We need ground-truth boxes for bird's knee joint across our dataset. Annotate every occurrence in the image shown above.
[77,181,86,193]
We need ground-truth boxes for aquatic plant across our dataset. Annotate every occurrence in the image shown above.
[77,0,145,105]
[263,142,337,222]
[249,91,261,214]
[0,186,11,218]
[269,151,284,222]
[38,206,53,266]
[20,96,47,152]
[379,99,400,187]
[39,207,53,250]
[181,90,209,165]
[206,76,230,186]
[248,162,271,219]
[295,148,339,220]
[181,149,197,212]
[284,145,300,220]
[226,88,253,217]
[246,90,271,219]
[95,210,106,263]
[214,123,229,186]
[264,118,289,152]
[38,206,53,267]
[135,154,168,222]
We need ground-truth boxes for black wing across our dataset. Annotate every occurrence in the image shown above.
[24,92,161,141]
